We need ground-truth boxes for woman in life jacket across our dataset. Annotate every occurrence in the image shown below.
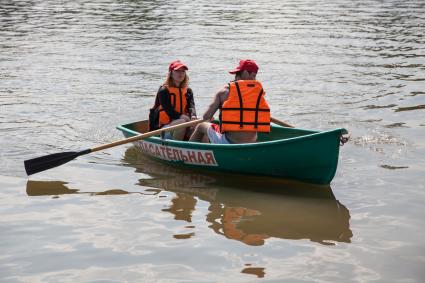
[189,59,270,144]
[149,60,197,140]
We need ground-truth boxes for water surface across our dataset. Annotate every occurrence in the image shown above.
[1,0,424,282]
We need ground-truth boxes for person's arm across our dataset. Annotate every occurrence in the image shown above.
[203,86,229,121]
[158,87,181,120]
[186,88,197,119]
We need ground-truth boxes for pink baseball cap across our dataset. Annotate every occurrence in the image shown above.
[169,60,188,71]
[229,59,259,74]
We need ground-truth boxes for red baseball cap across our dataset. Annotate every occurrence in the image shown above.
[169,60,188,71]
[229,59,259,74]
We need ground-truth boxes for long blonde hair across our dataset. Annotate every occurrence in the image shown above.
[163,71,189,88]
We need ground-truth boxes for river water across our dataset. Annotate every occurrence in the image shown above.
[1,0,424,282]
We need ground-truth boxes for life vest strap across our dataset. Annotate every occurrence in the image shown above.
[169,93,176,108]
[221,108,270,112]
[255,89,264,128]
[180,87,184,114]
[220,121,270,126]
[234,81,244,128]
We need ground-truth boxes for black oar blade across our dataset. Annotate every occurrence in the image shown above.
[24,149,90,175]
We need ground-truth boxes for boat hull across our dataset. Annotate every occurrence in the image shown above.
[117,121,346,184]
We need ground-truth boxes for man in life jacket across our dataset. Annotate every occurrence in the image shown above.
[149,60,197,140]
[189,59,270,144]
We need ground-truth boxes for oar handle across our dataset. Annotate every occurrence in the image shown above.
[90,119,204,153]
[271,117,294,128]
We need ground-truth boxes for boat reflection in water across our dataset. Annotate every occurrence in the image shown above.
[123,147,352,246]
[26,147,352,247]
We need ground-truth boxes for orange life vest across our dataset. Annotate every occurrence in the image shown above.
[220,80,270,133]
[159,86,188,127]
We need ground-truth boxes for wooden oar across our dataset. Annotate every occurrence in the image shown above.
[24,119,204,176]
[271,117,294,128]
[272,116,350,145]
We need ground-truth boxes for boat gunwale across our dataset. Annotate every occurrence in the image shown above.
[116,123,347,149]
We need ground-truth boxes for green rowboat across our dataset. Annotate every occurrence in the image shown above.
[116,120,347,184]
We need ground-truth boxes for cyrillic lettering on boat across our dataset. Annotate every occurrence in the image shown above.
[136,141,218,166]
